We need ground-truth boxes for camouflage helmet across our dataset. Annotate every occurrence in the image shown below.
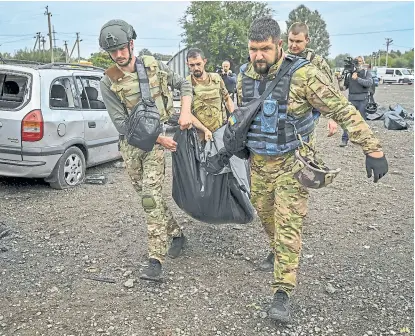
[292,150,341,189]
[99,19,137,52]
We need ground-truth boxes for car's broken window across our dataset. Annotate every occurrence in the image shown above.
[0,73,30,110]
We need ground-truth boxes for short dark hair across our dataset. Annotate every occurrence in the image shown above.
[288,22,309,38]
[186,48,205,60]
[248,16,281,43]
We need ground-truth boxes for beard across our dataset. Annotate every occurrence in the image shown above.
[193,70,203,78]
[253,60,272,75]
[115,55,131,67]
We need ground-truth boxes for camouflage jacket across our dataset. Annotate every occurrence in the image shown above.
[187,72,229,132]
[288,48,340,90]
[100,55,192,134]
[236,54,382,154]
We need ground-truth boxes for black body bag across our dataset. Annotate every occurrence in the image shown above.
[172,128,255,225]
[125,59,162,152]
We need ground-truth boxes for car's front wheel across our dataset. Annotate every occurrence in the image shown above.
[46,146,86,190]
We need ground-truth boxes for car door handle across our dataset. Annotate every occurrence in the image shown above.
[88,122,96,128]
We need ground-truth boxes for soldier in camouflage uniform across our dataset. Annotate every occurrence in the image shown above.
[286,22,338,138]
[185,48,235,138]
[99,20,193,282]
[236,17,388,322]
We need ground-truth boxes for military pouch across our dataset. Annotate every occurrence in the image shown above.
[261,99,278,134]
[125,59,162,152]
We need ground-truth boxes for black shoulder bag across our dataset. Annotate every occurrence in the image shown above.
[125,58,163,151]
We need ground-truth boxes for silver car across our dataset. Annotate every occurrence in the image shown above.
[0,61,120,189]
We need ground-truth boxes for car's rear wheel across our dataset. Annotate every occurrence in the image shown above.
[46,146,86,190]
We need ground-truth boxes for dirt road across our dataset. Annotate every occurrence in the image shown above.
[0,84,413,336]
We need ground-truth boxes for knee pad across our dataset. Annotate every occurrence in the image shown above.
[142,194,157,210]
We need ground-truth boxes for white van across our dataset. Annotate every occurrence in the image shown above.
[376,67,414,84]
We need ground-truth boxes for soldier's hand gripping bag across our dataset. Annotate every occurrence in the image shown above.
[223,98,263,154]
[126,98,163,152]
[172,128,254,224]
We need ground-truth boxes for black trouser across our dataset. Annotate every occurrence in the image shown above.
[342,98,368,142]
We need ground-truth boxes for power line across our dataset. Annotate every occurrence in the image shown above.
[58,32,181,40]
[0,37,33,45]
[391,45,413,49]
[331,28,414,37]
[0,34,35,37]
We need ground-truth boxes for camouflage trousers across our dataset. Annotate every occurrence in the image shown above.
[119,140,182,263]
[250,150,309,295]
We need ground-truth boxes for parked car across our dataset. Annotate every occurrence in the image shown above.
[376,67,414,84]
[0,61,121,189]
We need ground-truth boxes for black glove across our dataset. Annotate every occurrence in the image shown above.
[365,154,388,183]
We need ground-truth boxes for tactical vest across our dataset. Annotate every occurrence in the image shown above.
[105,55,174,122]
[240,58,314,156]
[187,73,224,132]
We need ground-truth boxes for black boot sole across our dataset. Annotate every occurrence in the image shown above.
[139,273,163,282]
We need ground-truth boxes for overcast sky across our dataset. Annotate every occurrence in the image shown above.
[0,1,413,60]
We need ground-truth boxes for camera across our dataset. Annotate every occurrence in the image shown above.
[343,57,358,74]
[341,57,359,89]
[216,66,223,74]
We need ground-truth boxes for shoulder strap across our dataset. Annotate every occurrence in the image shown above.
[135,58,151,99]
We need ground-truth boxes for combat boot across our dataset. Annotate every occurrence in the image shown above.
[268,290,291,323]
[257,252,274,272]
[168,233,186,258]
[139,258,162,282]
[339,139,348,147]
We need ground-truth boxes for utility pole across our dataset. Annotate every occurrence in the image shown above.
[385,38,393,67]
[76,32,81,63]
[69,38,77,62]
[45,6,54,63]
[33,32,40,52]
[52,26,57,51]
[41,35,46,52]
[63,40,69,63]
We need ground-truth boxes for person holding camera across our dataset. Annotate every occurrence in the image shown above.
[219,60,237,103]
[339,56,373,147]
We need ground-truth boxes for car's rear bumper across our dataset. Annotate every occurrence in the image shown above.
[0,155,60,178]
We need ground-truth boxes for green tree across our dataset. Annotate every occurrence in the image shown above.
[403,49,414,68]
[283,5,331,58]
[89,51,113,69]
[9,47,66,63]
[138,48,153,56]
[180,1,273,72]
[327,58,335,69]
[153,52,173,61]
[333,53,351,68]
